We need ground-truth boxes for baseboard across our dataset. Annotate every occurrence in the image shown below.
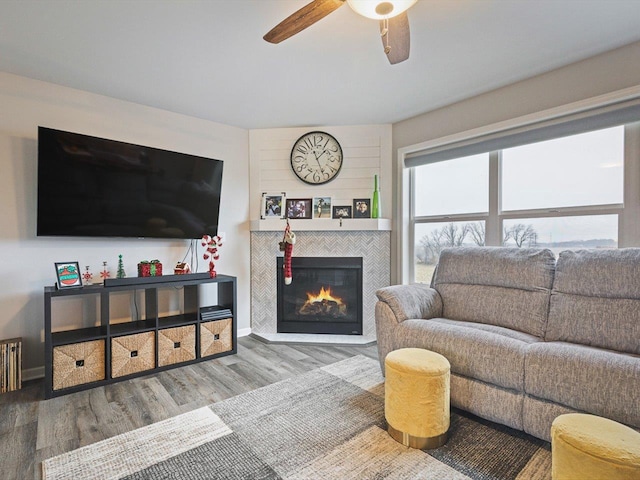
[237,327,252,337]
[23,366,44,381]
[250,332,376,346]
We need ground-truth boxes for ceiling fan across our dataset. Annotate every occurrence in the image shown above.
[264,0,418,64]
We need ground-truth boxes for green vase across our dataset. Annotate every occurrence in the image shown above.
[372,174,380,218]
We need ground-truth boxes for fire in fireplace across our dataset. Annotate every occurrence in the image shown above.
[300,286,347,317]
[277,257,363,335]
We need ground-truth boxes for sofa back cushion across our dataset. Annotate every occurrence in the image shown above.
[546,249,640,354]
[433,247,555,338]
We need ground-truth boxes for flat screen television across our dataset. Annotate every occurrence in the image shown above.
[37,127,223,239]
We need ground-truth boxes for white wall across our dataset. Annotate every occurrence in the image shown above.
[0,72,250,377]
[391,41,640,282]
[393,41,640,151]
[249,125,392,221]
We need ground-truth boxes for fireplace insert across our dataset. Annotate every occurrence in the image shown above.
[277,257,363,335]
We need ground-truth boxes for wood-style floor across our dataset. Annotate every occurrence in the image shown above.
[0,336,379,480]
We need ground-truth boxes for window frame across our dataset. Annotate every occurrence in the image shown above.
[403,122,640,284]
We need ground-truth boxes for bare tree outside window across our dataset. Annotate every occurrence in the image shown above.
[468,222,485,246]
[442,223,470,247]
[417,227,444,266]
[503,216,617,256]
[503,223,538,247]
[415,222,481,282]
[418,222,471,266]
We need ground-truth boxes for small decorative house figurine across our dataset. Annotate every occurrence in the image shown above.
[174,262,191,275]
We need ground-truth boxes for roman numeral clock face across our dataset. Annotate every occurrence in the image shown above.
[290,132,343,185]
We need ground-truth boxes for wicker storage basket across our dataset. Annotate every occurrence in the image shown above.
[158,324,195,367]
[111,331,155,378]
[53,339,105,390]
[201,318,232,357]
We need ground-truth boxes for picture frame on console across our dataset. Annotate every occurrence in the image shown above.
[54,261,83,289]
[332,205,352,219]
[286,198,313,219]
[261,192,286,219]
[312,197,332,219]
[353,198,371,218]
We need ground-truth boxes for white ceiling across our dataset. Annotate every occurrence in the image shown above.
[1,0,640,130]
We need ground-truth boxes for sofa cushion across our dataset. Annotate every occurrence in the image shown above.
[394,317,540,391]
[547,249,640,354]
[433,247,555,337]
[525,342,640,429]
[552,248,640,298]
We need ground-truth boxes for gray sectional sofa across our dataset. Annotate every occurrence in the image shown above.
[375,247,640,441]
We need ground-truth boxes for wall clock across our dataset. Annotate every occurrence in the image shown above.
[290,131,343,185]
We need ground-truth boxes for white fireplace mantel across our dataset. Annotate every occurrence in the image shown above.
[250,218,392,232]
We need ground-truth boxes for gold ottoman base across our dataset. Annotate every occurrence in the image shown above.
[387,423,448,450]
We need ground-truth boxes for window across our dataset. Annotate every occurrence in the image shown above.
[414,153,489,217]
[412,153,489,282]
[501,127,623,211]
[408,124,633,283]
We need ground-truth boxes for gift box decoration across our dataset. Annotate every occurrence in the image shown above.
[137,260,163,277]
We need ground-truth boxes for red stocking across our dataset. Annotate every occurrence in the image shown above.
[282,224,296,285]
[284,241,294,285]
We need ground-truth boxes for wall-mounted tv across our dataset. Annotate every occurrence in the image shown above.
[37,127,223,239]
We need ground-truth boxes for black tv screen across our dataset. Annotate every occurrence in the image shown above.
[37,127,223,239]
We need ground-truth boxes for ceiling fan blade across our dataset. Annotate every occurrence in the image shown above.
[264,0,346,44]
[380,12,410,64]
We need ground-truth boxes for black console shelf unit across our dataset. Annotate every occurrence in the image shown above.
[44,274,237,399]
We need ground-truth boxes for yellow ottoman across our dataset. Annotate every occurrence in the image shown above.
[385,348,450,449]
[551,413,640,480]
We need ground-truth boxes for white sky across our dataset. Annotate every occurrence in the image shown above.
[413,126,624,243]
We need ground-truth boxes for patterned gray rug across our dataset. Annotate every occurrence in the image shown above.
[42,355,551,479]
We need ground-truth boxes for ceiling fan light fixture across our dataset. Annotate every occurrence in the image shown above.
[346,0,417,20]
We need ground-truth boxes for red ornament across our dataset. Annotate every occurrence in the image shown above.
[202,234,223,277]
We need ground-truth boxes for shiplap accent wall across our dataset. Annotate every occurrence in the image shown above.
[249,125,392,221]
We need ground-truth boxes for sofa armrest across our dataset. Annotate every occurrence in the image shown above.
[376,284,443,322]
[374,284,443,374]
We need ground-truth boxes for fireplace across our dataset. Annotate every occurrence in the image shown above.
[277,257,363,335]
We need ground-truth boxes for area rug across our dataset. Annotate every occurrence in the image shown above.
[42,355,551,479]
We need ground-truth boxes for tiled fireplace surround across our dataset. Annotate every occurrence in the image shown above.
[250,230,391,342]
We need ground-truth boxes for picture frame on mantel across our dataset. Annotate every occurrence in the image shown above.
[312,197,332,219]
[332,205,352,219]
[353,198,371,218]
[261,192,286,219]
[285,198,312,219]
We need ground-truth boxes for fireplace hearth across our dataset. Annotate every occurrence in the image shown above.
[277,257,363,335]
